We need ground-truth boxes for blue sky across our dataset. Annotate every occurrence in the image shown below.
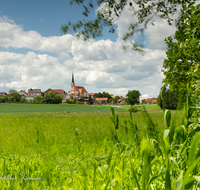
[0,0,178,98]
[1,0,118,40]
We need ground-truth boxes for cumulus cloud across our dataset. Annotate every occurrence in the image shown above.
[0,16,74,54]
[0,14,170,98]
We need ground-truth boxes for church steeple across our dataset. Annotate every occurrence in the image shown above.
[71,72,75,88]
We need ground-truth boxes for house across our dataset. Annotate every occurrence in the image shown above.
[18,90,28,98]
[117,98,125,104]
[95,97,108,104]
[26,88,42,102]
[68,73,88,98]
[141,98,157,104]
[0,92,7,96]
[28,88,41,96]
[43,88,65,96]
[88,93,96,99]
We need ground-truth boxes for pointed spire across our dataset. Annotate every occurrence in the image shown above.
[71,72,75,88]
[72,72,74,83]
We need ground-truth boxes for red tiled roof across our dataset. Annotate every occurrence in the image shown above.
[96,98,108,101]
[88,93,96,96]
[43,88,65,95]
[19,90,28,95]
[70,86,88,94]
[52,89,65,94]
[117,98,124,102]
[142,98,157,103]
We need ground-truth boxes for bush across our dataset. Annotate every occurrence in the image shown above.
[129,107,138,112]
[65,99,72,104]
[20,98,28,103]
[72,98,77,104]
[0,96,8,103]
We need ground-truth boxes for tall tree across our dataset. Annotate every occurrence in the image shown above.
[61,0,193,49]
[126,90,140,107]
[162,3,200,102]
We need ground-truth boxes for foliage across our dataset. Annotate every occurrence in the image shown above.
[75,100,83,104]
[94,91,112,102]
[44,91,62,104]
[157,85,179,110]
[44,94,51,104]
[54,94,62,104]
[129,106,138,112]
[72,98,77,104]
[0,96,8,103]
[33,95,44,104]
[113,96,120,104]
[61,0,194,50]
[125,90,141,107]
[65,99,72,104]
[8,89,21,102]
[20,97,28,103]
[162,3,200,102]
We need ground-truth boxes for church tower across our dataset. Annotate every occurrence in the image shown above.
[71,72,75,88]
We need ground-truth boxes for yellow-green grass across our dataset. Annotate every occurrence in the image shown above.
[0,110,183,189]
[115,103,162,110]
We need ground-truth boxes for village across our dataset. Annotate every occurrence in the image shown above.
[0,73,157,105]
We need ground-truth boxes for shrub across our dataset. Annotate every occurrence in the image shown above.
[129,107,138,112]
[72,98,76,104]
[65,99,72,104]
[20,98,28,103]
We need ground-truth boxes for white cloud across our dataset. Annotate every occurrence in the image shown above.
[0,16,74,54]
[0,14,170,97]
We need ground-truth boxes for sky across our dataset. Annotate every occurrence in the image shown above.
[0,0,179,99]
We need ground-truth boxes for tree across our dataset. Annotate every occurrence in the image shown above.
[72,98,77,104]
[53,94,62,104]
[113,96,120,104]
[33,95,44,104]
[157,86,179,110]
[162,3,200,102]
[126,90,141,107]
[8,89,21,102]
[44,94,51,104]
[95,91,112,102]
[61,0,193,50]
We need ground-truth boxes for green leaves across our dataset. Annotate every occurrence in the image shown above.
[164,109,171,128]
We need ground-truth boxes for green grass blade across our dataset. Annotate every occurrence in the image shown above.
[164,109,171,128]
[188,133,200,167]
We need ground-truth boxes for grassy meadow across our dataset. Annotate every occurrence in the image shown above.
[0,103,199,189]
[0,103,127,113]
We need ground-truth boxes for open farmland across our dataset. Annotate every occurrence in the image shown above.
[0,103,127,113]
[0,103,199,189]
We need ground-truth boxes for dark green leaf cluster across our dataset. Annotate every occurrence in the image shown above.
[43,91,62,104]
[125,90,140,106]
[162,3,200,102]
[157,86,179,110]
[94,91,112,101]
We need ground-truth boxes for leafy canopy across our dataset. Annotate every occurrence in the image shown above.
[61,0,194,49]
[126,90,141,106]
[162,3,200,102]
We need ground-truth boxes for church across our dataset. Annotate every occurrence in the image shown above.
[68,73,88,98]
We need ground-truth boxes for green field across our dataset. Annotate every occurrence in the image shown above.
[0,103,161,113]
[0,103,199,189]
[0,104,127,113]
